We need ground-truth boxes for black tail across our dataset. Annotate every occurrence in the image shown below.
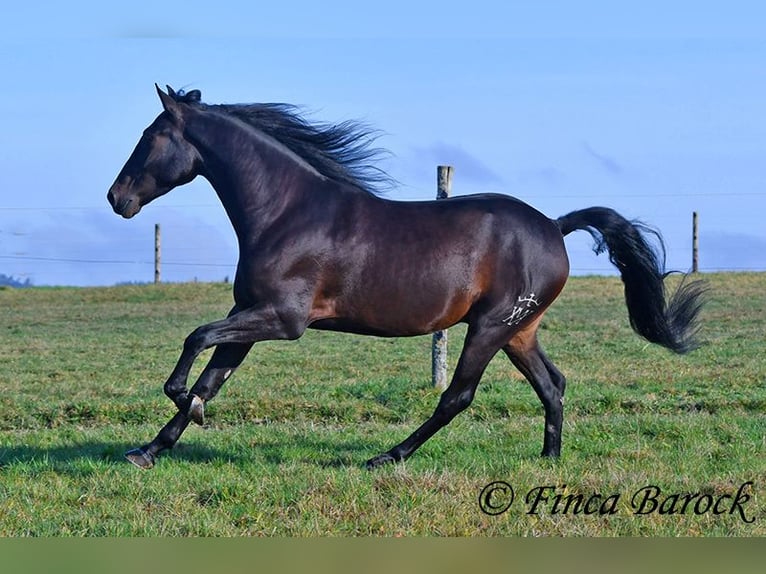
[556,207,706,354]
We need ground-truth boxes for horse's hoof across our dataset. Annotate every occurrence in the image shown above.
[189,394,205,426]
[365,452,398,470]
[125,448,155,470]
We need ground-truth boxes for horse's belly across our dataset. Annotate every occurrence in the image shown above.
[309,285,474,337]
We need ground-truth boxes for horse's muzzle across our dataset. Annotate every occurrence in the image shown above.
[107,188,141,219]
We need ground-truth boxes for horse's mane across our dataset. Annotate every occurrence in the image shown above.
[171,88,396,196]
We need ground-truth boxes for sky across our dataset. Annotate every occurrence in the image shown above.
[0,1,764,286]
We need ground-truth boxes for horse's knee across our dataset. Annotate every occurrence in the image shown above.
[184,326,209,355]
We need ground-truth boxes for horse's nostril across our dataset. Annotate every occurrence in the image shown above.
[112,196,140,219]
[107,188,137,217]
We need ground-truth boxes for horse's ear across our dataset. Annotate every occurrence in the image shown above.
[156,83,181,120]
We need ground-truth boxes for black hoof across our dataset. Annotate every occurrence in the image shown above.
[125,448,155,470]
[365,452,399,470]
[188,395,205,426]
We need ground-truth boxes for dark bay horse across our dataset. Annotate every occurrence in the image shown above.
[108,85,705,469]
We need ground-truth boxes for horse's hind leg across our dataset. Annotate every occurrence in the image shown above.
[366,325,504,469]
[502,318,566,457]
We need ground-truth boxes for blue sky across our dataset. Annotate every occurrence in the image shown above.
[1,1,764,285]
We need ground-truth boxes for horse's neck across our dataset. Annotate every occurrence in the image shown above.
[189,114,321,243]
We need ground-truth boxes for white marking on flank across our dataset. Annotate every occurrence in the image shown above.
[501,292,540,327]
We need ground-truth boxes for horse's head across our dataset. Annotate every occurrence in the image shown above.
[107,85,202,218]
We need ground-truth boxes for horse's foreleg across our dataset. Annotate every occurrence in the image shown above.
[125,342,254,469]
[187,341,254,425]
[127,303,304,469]
[125,412,190,469]
[163,304,300,411]
[161,305,242,412]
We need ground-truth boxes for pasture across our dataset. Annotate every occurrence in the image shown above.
[0,273,764,536]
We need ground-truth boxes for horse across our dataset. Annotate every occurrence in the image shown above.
[107,85,706,470]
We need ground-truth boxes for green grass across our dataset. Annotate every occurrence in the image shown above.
[0,274,764,536]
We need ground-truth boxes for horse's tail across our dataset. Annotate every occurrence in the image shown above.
[556,207,706,354]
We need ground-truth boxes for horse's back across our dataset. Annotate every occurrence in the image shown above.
[371,192,567,277]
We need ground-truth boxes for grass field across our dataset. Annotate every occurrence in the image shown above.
[0,273,764,536]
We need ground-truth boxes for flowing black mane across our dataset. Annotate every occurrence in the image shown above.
[172,88,395,195]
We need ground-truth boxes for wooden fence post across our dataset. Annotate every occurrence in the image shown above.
[692,212,699,273]
[154,223,161,284]
[432,165,453,391]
